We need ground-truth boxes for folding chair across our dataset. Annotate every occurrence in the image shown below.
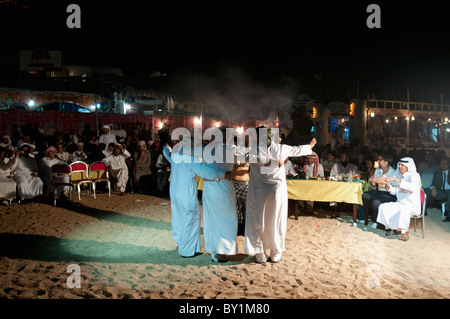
[411,188,426,239]
[89,161,111,199]
[70,161,93,200]
[50,163,75,206]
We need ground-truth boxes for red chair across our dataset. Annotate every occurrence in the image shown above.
[411,188,426,239]
[69,161,93,200]
[50,164,75,206]
[89,161,111,199]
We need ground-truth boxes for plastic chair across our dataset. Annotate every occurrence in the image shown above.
[89,161,111,199]
[50,163,75,206]
[411,188,426,239]
[70,161,93,200]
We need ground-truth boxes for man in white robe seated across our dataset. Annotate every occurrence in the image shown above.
[13,143,44,202]
[0,147,19,205]
[102,144,130,194]
[39,146,70,200]
[377,157,422,241]
[99,125,117,151]
[330,151,358,180]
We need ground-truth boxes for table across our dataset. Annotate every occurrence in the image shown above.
[197,177,364,224]
[286,179,363,222]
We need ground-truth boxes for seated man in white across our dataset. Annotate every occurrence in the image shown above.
[0,147,19,205]
[13,143,44,202]
[377,157,422,242]
[102,144,131,194]
[330,151,358,180]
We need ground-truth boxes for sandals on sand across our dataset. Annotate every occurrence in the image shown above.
[399,232,409,241]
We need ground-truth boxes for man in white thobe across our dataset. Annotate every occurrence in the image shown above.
[0,147,19,205]
[13,143,44,202]
[39,146,70,199]
[377,157,421,241]
[245,127,316,263]
[102,144,130,194]
[163,140,236,258]
[99,125,117,151]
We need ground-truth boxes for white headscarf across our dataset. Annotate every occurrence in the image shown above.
[398,157,417,174]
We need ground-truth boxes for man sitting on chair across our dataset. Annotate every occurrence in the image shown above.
[102,144,130,194]
[376,157,422,241]
[426,156,450,221]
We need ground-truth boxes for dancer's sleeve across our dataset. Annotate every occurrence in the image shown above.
[193,163,225,181]
[284,144,312,158]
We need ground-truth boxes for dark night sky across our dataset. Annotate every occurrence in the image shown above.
[1,1,450,102]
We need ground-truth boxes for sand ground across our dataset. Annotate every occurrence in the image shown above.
[0,191,449,300]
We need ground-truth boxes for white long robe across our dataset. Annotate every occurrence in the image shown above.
[163,146,227,258]
[202,144,237,255]
[377,160,421,233]
[0,157,16,201]
[244,143,312,258]
[13,156,44,200]
[102,150,130,192]
[99,133,117,151]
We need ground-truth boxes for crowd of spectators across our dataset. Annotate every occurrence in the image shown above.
[0,121,172,205]
[285,137,450,225]
[1,121,450,225]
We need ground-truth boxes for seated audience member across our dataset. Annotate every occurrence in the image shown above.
[0,135,13,150]
[0,147,19,205]
[300,152,324,211]
[39,146,70,200]
[102,144,131,194]
[13,143,44,202]
[377,157,422,241]
[54,143,70,163]
[70,142,88,163]
[84,135,99,155]
[16,133,32,149]
[418,152,439,209]
[99,125,117,151]
[320,151,339,170]
[354,153,369,172]
[102,143,115,159]
[156,152,171,196]
[284,157,298,177]
[140,123,152,142]
[356,153,400,228]
[330,151,358,180]
[320,144,332,162]
[124,135,137,155]
[133,141,152,193]
[426,157,450,220]
[65,131,79,154]
[303,152,324,179]
[114,123,127,144]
